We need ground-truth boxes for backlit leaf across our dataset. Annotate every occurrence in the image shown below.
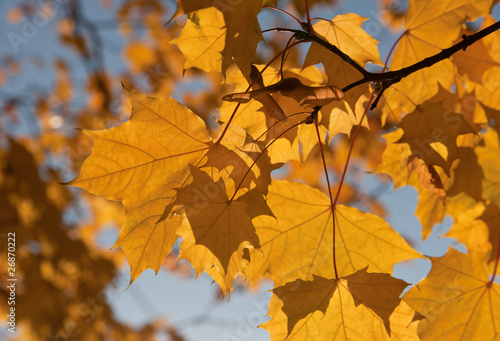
[263,269,422,340]
[245,181,423,286]
[404,249,500,340]
[67,87,211,283]
[397,100,475,176]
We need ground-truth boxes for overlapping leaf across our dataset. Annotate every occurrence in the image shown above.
[263,269,422,340]
[67,87,211,283]
[382,0,493,119]
[245,181,423,286]
[171,2,263,77]
[171,7,227,73]
[304,13,382,115]
[172,166,268,292]
[476,142,500,208]
[397,100,475,176]
[222,65,331,163]
[404,249,500,340]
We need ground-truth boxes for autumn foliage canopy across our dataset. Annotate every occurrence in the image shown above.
[2,0,500,340]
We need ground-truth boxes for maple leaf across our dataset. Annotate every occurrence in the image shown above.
[245,181,423,286]
[479,203,500,264]
[444,194,490,255]
[222,77,343,107]
[407,155,447,204]
[447,147,484,201]
[171,2,263,77]
[201,122,273,199]
[404,249,500,340]
[222,65,330,163]
[381,0,493,117]
[371,129,413,189]
[372,130,449,238]
[170,7,226,74]
[397,100,475,176]
[262,269,422,340]
[322,100,369,141]
[67,86,211,283]
[245,64,287,122]
[303,13,382,114]
[476,143,500,209]
[173,166,269,292]
[452,27,500,84]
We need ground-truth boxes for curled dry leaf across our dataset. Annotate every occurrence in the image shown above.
[407,155,447,205]
[222,76,343,109]
[248,64,287,122]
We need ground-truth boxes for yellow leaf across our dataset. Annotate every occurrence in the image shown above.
[307,13,383,68]
[222,65,327,163]
[372,130,449,237]
[247,64,287,122]
[304,13,381,115]
[170,2,263,77]
[245,181,423,286]
[263,269,421,340]
[407,156,447,205]
[382,0,492,117]
[404,249,500,340]
[222,77,343,107]
[297,112,327,162]
[415,185,447,239]
[171,7,226,73]
[371,129,412,189]
[202,122,272,199]
[448,147,484,201]
[452,27,500,84]
[445,194,490,255]
[476,143,500,208]
[479,203,500,264]
[67,87,211,283]
[397,101,475,176]
[173,166,267,293]
[323,99,369,141]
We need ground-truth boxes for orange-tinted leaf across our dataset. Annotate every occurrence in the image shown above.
[382,0,492,117]
[407,156,447,204]
[476,142,500,208]
[245,181,423,286]
[397,101,475,176]
[68,87,211,283]
[249,64,287,121]
[171,2,263,77]
[203,123,272,198]
[223,77,343,107]
[303,13,381,114]
[263,269,421,340]
[404,249,500,340]
[171,7,226,73]
[174,166,267,293]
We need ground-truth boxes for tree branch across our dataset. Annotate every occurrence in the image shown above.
[302,19,500,108]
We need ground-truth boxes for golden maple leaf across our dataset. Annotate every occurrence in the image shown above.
[404,249,500,340]
[381,0,493,121]
[67,86,211,283]
[170,2,263,77]
[172,166,268,292]
[397,100,475,176]
[245,181,423,286]
[263,269,422,340]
